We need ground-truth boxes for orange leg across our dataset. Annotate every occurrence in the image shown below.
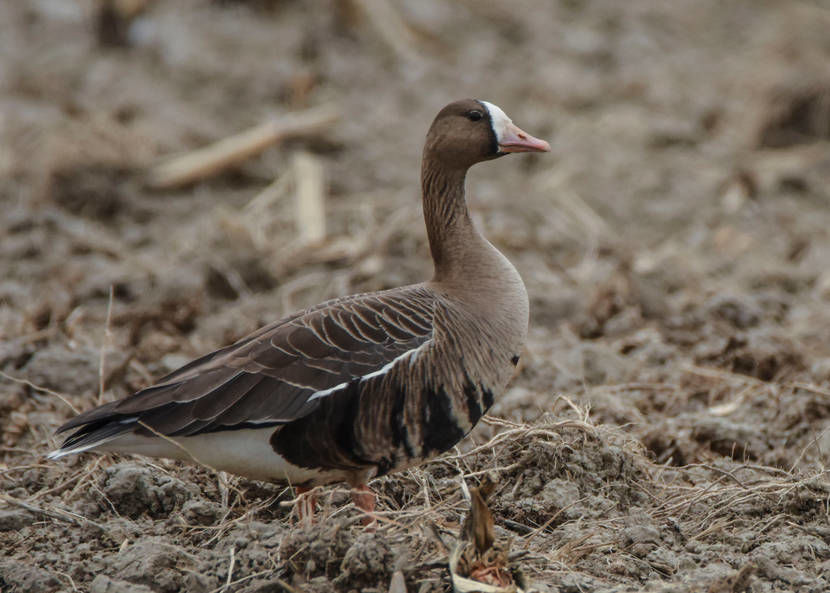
[295,485,317,524]
[351,484,376,527]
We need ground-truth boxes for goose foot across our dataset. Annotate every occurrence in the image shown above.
[295,485,317,524]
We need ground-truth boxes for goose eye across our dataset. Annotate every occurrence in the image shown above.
[466,110,483,122]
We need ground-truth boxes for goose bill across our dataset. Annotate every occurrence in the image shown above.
[497,122,551,153]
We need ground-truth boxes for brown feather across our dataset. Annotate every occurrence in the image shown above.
[51,99,544,491]
[57,287,437,437]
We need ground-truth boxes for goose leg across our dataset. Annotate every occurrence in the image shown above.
[295,485,317,524]
[351,484,376,527]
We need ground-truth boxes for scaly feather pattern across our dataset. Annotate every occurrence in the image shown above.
[56,288,435,449]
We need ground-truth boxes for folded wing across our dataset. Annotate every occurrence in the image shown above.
[52,287,435,455]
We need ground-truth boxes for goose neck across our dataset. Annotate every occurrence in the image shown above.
[420,158,482,281]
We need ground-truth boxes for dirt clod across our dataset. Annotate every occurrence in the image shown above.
[107,537,191,593]
[91,574,156,593]
[335,533,395,590]
[99,463,200,519]
[0,510,34,531]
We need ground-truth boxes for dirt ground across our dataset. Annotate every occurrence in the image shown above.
[2,0,830,591]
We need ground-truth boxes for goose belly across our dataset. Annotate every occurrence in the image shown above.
[99,427,347,486]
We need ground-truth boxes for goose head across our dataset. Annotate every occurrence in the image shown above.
[424,99,550,170]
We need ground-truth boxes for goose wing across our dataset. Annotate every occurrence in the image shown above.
[54,287,436,452]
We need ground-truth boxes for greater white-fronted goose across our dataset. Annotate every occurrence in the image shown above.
[49,99,550,518]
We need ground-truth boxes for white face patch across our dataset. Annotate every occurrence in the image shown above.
[478,100,513,144]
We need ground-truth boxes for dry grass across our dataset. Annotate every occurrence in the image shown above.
[4,375,828,591]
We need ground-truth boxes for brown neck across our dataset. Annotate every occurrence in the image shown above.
[421,156,483,282]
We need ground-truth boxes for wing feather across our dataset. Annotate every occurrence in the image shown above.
[54,287,436,450]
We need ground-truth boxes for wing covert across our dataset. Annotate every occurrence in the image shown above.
[57,287,436,438]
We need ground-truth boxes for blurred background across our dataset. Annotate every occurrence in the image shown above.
[2,0,830,590]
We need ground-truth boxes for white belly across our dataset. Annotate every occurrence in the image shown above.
[99,427,344,485]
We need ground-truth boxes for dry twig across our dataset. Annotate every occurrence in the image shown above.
[0,370,79,415]
[97,284,115,405]
[292,151,326,245]
[0,493,109,535]
[147,104,339,189]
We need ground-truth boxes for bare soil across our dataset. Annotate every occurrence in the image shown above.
[2,1,830,592]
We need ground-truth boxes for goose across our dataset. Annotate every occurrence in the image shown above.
[48,99,550,520]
